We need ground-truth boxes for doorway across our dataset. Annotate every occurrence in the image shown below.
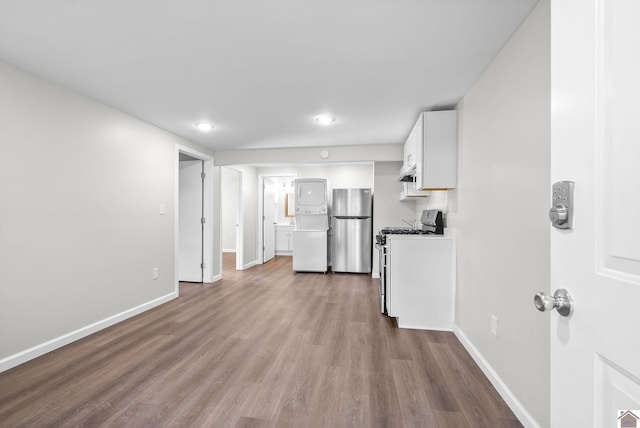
[176,146,216,289]
[178,154,203,282]
[258,174,296,264]
[221,167,243,271]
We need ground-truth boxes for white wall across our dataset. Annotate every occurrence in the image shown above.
[215,144,402,165]
[257,163,374,204]
[221,167,240,252]
[371,161,417,274]
[414,191,448,221]
[258,163,374,216]
[0,61,213,369]
[448,1,550,426]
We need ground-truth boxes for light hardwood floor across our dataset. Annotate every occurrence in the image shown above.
[0,254,521,427]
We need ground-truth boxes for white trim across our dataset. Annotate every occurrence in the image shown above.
[452,325,540,428]
[175,145,216,285]
[214,166,223,279]
[243,260,259,270]
[209,274,222,283]
[397,323,452,331]
[371,272,380,279]
[0,292,177,373]
[222,249,237,253]
[235,169,244,271]
[449,229,457,327]
[202,159,215,282]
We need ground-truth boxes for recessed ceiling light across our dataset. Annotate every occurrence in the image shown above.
[195,122,213,132]
[315,115,336,125]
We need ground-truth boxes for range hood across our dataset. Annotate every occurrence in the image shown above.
[398,165,416,182]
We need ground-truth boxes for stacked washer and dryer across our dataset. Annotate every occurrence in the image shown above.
[292,178,328,272]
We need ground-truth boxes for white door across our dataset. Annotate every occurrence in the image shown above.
[263,179,276,263]
[178,160,203,282]
[550,0,640,426]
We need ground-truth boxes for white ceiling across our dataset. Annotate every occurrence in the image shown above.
[0,0,538,152]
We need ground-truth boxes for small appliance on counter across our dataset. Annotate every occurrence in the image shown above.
[420,209,444,235]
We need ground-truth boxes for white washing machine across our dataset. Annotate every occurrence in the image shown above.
[293,178,328,272]
[292,229,328,272]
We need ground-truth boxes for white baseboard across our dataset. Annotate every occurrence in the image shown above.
[243,260,258,270]
[208,274,222,283]
[452,325,540,428]
[397,322,452,332]
[222,249,236,253]
[371,272,380,279]
[0,291,178,374]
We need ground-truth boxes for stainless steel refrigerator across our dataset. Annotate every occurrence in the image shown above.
[331,188,372,273]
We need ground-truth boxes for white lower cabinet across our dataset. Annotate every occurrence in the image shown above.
[275,225,294,255]
[387,233,454,330]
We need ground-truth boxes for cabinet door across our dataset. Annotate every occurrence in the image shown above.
[403,117,419,173]
[416,111,457,190]
[275,229,288,251]
[388,237,453,330]
[287,232,292,251]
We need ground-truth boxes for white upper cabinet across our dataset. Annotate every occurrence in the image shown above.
[401,121,419,175]
[403,111,457,190]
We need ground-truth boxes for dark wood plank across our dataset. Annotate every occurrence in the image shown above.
[0,253,522,427]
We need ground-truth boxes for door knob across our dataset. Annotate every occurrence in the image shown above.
[534,288,573,317]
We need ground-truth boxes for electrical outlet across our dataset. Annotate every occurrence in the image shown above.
[152,267,159,280]
[159,203,166,215]
[491,315,498,338]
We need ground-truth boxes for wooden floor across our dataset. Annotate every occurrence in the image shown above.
[0,254,521,428]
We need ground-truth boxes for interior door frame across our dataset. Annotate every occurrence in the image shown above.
[232,167,244,271]
[175,145,216,293]
[258,174,296,264]
[262,177,277,263]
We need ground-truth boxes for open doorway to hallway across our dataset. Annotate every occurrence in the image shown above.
[259,175,296,265]
[176,146,216,287]
[221,167,243,271]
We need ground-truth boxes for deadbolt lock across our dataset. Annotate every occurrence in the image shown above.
[549,181,574,229]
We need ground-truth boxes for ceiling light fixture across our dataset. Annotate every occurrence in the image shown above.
[315,115,336,125]
[195,122,213,132]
